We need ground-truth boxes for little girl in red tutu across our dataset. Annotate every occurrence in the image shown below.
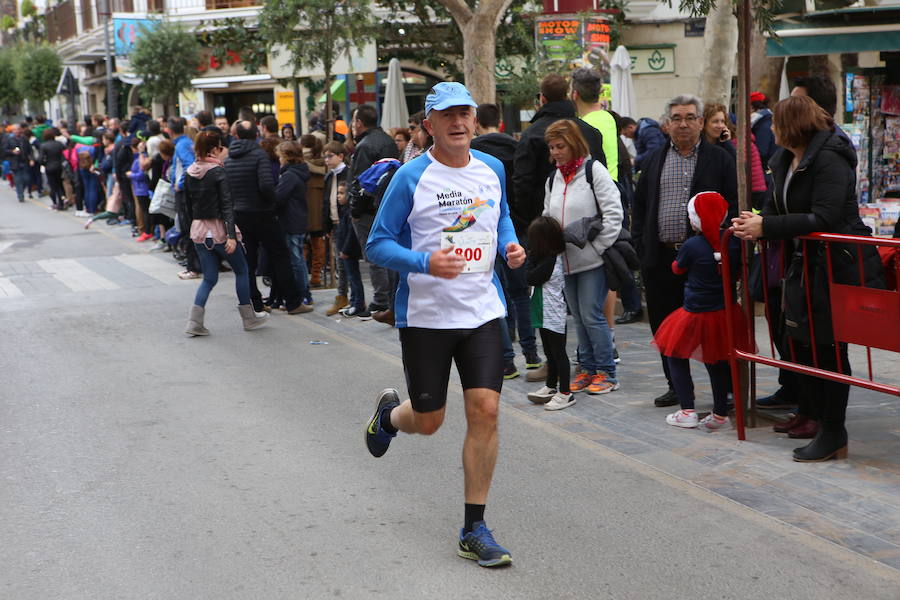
[653,191,752,431]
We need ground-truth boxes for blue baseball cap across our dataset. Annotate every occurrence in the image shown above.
[424,82,478,116]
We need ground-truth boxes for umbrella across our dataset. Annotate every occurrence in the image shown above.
[610,46,636,118]
[380,58,409,131]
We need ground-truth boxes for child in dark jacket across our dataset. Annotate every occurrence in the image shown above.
[526,216,573,410]
[653,192,752,431]
[335,182,369,319]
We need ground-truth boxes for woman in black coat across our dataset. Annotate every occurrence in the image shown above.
[271,140,313,312]
[39,129,66,210]
[732,95,883,462]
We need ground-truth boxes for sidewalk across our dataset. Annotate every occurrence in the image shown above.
[10,194,900,573]
[313,273,900,573]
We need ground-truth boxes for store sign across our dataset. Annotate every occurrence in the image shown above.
[276,91,296,128]
[535,15,611,75]
[113,18,159,57]
[268,43,376,79]
[630,47,676,74]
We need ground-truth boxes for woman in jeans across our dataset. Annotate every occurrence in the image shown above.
[542,119,623,395]
[182,129,268,336]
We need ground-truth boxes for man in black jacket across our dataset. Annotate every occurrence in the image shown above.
[113,120,136,228]
[511,73,606,241]
[225,120,305,315]
[3,124,34,202]
[632,94,737,407]
[349,104,399,317]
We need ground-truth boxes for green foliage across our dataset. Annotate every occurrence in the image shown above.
[0,50,19,110]
[258,0,375,80]
[199,17,267,75]
[130,20,202,106]
[15,44,62,104]
[20,0,36,18]
[1,14,16,29]
[669,0,779,34]
[598,0,628,49]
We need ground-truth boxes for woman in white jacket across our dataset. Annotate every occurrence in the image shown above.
[542,119,623,394]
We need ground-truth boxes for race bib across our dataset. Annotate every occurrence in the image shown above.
[440,231,494,273]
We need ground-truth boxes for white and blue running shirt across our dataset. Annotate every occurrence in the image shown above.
[366,149,519,329]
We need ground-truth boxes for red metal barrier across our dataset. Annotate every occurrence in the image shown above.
[720,229,900,441]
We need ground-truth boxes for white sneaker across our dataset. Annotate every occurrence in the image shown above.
[699,414,730,431]
[544,392,576,411]
[666,410,699,428]
[74,210,86,217]
[527,386,556,404]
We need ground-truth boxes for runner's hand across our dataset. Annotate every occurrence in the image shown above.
[505,242,525,269]
[429,246,465,279]
[224,239,237,254]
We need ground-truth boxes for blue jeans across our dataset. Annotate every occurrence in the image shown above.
[619,274,643,313]
[193,241,251,307]
[286,233,310,301]
[499,315,515,364]
[342,257,365,310]
[564,266,616,379]
[13,167,29,201]
[494,258,537,357]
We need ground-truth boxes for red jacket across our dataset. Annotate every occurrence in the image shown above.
[732,135,766,193]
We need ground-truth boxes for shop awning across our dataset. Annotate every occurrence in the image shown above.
[767,24,900,57]
[317,78,346,103]
[767,7,900,57]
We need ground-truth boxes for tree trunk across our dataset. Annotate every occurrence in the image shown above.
[461,12,497,104]
[697,1,738,107]
[749,25,784,102]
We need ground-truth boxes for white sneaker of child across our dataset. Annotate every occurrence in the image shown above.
[527,386,557,404]
[544,392,576,411]
[666,410,699,428]
[699,414,730,431]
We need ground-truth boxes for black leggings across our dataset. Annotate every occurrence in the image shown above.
[667,357,732,416]
[46,169,64,208]
[540,328,570,394]
[137,195,151,234]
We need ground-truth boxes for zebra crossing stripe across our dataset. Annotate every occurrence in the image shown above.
[114,254,186,284]
[37,258,119,292]
[0,276,23,297]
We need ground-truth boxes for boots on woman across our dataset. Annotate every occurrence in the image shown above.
[793,427,848,462]
[325,294,349,316]
[186,305,210,336]
[310,236,326,287]
[238,304,269,331]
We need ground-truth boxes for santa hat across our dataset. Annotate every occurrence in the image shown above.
[687,191,729,262]
[750,91,766,103]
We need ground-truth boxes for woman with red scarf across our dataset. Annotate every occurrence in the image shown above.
[541,119,623,396]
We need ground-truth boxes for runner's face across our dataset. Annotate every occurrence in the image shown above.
[423,105,474,153]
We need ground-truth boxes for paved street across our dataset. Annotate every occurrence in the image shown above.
[3,189,900,599]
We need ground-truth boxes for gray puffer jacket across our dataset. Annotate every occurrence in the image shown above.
[542,158,623,275]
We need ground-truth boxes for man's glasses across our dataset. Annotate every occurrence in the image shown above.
[670,115,699,124]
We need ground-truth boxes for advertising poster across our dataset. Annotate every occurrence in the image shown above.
[113,18,159,57]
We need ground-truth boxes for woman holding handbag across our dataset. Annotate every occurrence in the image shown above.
[732,95,884,462]
[542,119,623,396]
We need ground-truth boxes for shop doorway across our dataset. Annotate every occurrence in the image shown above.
[209,90,276,123]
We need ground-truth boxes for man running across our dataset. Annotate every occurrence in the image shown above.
[364,82,525,568]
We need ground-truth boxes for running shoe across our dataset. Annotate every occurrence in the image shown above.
[365,388,399,458]
[587,372,619,395]
[458,521,512,568]
[527,386,556,404]
[544,392,576,411]
[570,372,591,393]
[503,364,519,380]
[666,410,699,428]
[524,353,541,369]
[699,414,731,431]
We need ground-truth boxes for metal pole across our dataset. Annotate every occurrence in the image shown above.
[100,0,117,119]
[293,79,303,135]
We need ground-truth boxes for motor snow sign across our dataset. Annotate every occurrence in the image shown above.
[629,46,676,74]
[535,14,610,73]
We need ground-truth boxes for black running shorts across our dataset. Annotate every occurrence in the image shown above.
[399,318,504,413]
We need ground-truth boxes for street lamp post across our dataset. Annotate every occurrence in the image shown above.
[99,0,117,119]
